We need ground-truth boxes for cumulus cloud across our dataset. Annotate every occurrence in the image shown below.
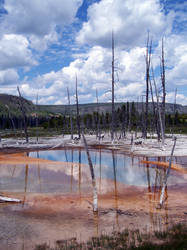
[3,0,82,36]
[0,0,186,105]
[76,0,174,48]
[0,69,19,85]
[20,45,148,104]
[166,92,187,106]
[0,0,83,51]
[0,34,37,70]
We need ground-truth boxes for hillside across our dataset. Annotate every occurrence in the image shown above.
[0,93,187,117]
[38,102,187,115]
[0,93,35,116]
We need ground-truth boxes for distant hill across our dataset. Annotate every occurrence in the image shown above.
[0,93,187,117]
[39,102,187,115]
[0,93,35,116]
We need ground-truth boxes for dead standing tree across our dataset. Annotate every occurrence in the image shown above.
[75,75,81,139]
[161,38,166,137]
[35,93,39,143]
[17,86,29,143]
[111,31,115,142]
[96,89,100,139]
[144,34,152,138]
[67,87,73,140]
[152,67,165,146]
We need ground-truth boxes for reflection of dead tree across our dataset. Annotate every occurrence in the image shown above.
[22,163,29,207]
[112,150,119,230]
[17,86,29,143]
[37,151,42,192]
[145,158,169,231]
[82,133,98,212]
[70,149,74,192]
[99,148,102,192]
[159,137,177,208]
[78,149,82,197]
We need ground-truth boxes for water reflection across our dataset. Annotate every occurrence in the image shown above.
[144,156,169,232]
[0,149,186,249]
[0,149,186,194]
[112,150,119,230]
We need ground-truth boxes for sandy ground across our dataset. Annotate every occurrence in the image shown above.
[0,183,186,250]
[0,133,187,249]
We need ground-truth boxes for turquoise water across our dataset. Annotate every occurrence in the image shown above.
[0,149,186,194]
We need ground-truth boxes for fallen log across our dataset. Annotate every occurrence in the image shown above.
[0,195,21,203]
[140,160,186,174]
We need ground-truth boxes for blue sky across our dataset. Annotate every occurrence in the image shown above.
[0,0,186,105]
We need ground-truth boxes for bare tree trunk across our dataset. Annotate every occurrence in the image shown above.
[152,70,165,146]
[67,87,73,140]
[141,96,145,137]
[17,86,29,143]
[82,133,98,212]
[159,137,176,207]
[145,34,152,138]
[172,88,177,134]
[111,31,115,141]
[75,76,81,139]
[35,93,39,143]
[96,89,100,140]
[161,38,166,137]
[149,78,160,140]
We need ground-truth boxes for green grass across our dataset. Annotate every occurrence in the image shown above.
[34,223,187,250]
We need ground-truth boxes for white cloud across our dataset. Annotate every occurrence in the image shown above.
[163,35,187,87]
[0,69,19,85]
[20,45,148,104]
[3,0,82,36]
[166,92,187,106]
[0,0,83,51]
[77,0,174,48]
[0,34,37,70]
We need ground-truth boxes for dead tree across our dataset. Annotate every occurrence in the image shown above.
[17,86,29,143]
[149,78,160,140]
[141,95,145,137]
[145,34,152,138]
[111,31,115,141]
[152,68,165,146]
[159,137,177,207]
[96,89,100,139]
[35,93,39,143]
[172,88,177,133]
[82,132,98,212]
[75,76,81,139]
[67,87,73,140]
[161,38,166,137]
